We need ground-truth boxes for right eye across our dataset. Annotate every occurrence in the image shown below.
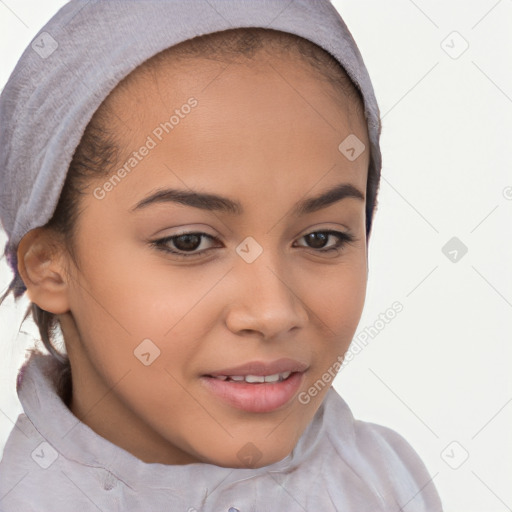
[150,232,220,259]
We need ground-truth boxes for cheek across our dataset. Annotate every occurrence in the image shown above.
[65,248,210,429]
[306,258,367,361]
[67,238,221,377]
[71,228,207,329]
[313,256,367,323]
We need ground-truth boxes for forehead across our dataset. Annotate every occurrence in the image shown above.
[95,49,369,206]
[108,44,367,136]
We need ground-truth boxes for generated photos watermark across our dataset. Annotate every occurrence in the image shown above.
[93,97,198,200]
[298,301,403,404]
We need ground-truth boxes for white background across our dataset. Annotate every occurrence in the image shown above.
[1,1,511,511]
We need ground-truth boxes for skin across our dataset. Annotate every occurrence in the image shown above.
[17,47,370,468]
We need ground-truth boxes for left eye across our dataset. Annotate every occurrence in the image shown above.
[151,229,355,259]
[293,230,355,252]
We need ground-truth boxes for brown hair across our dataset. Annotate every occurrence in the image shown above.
[0,27,381,405]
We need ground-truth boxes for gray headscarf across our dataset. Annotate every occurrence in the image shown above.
[0,0,381,297]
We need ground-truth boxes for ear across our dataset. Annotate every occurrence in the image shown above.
[17,228,71,314]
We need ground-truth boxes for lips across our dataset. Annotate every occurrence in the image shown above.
[201,358,309,413]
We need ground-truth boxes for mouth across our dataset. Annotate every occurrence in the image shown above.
[200,359,308,413]
[207,371,294,383]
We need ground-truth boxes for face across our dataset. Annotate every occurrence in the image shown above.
[54,46,370,468]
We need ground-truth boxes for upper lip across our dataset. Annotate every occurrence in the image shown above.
[205,358,309,377]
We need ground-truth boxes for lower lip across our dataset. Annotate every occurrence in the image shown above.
[200,372,305,413]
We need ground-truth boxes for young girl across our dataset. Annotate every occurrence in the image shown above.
[0,1,443,510]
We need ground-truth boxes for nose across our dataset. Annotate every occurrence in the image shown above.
[224,250,309,339]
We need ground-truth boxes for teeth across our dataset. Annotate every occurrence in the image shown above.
[245,375,265,383]
[213,371,292,383]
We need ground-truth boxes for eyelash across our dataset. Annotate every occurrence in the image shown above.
[150,229,357,260]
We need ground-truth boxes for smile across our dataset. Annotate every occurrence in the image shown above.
[201,370,306,413]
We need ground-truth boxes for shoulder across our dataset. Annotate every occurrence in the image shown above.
[324,389,444,511]
[0,413,42,510]
[354,417,429,467]
[0,413,101,511]
[354,418,434,479]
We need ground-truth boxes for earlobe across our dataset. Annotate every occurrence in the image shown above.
[17,228,71,314]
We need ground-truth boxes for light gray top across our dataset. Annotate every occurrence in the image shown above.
[0,350,443,511]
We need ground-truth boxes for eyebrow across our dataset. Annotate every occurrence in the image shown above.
[130,182,365,216]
